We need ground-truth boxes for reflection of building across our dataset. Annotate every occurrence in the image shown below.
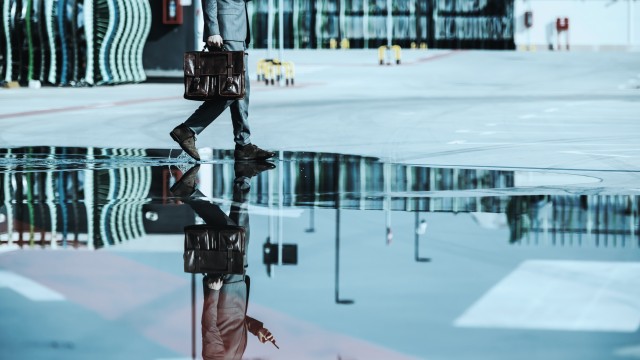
[208,150,515,211]
[0,147,151,249]
[1,147,637,249]
[205,150,639,248]
[507,195,640,247]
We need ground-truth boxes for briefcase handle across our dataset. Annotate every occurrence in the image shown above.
[202,44,223,52]
[202,44,248,56]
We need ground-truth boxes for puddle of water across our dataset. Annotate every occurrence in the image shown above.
[0,146,638,360]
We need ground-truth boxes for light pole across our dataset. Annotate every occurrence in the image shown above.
[415,212,430,262]
[335,208,354,305]
[334,156,354,305]
[305,207,315,233]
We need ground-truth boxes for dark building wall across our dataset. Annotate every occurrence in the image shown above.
[143,2,196,71]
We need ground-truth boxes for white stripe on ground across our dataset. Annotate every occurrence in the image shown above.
[454,260,640,332]
[0,270,65,301]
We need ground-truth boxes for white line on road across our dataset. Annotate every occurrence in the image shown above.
[455,260,640,332]
[0,270,65,301]
[561,151,633,158]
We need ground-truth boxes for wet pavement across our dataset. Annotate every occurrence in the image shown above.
[0,147,638,359]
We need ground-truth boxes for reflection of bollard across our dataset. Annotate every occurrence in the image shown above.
[329,38,338,49]
[340,38,350,49]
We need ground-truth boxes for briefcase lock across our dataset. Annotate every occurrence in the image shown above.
[224,77,238,93]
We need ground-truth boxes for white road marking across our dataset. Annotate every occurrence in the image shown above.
[614,345,640,358]
[0,270,65,301]
[561,150,632,158]
[447,140,467,144]
[454,260,640,332]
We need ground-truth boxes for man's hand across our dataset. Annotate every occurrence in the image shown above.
[206,277,223,291]
[207,35,223,48]
[257,328,274,344]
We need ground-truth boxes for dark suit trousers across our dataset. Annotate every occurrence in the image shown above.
[183,41,251,146]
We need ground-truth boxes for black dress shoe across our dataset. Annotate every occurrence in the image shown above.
[234,144,276,161]
[170,125,200,161]
[170,165,200,197]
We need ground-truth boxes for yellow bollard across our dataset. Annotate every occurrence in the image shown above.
[329,38,338,49]
[263,62,271,85]
[340,38,350,49]
[392,45,402,65]
[2,81,20,89]
[258,59,295,86]
[283,61,295,86]
[378,46,387,65]
[411,42,417,49]
[256,59,267,81]
[420,42,427,49]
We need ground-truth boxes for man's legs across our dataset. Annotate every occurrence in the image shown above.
[171,41,274,161]
[227,41,251,146]
[182,41,246,137]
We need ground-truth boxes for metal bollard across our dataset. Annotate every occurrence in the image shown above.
[283,61,295,86]
[378,45,402,65]
[378,46,387,65]
[392,45,402,65]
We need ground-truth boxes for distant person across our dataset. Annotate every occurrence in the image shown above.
[171,161,277,359]
[170,0,275,162]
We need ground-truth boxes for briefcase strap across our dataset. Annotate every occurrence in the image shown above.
[226,52,234,79]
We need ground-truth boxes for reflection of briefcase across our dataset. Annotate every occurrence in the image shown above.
[183,225,246,274]
[183,47,246,101]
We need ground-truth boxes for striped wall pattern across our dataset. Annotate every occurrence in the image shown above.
[0,0,151,86]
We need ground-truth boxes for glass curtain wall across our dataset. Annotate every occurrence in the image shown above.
[433,0,515,49]
[249,0,513,49]
[1,0,151,86]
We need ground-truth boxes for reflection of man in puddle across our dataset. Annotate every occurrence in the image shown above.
[171,162,277,359]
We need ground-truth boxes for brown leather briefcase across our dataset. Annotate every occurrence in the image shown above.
[183,47,246,101]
